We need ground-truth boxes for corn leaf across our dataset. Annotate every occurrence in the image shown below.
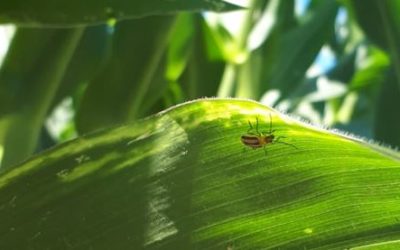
[0,99,399,249]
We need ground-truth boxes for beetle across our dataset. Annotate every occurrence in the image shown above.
[241,113,296,154]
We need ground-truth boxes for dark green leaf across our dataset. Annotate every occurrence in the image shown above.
[76,16,175,134]
[269,0,338,99]
[0,27,83,170]
[0,0,242,27]
[182,15,224,99]
[374,69,400,148]
[52,25,111,107]
[352,0,400,93]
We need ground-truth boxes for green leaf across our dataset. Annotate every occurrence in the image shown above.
[268,0,338,98]
[52,25,111,107]
[1,99,399,249]
[235,0,296,99]
[166,14,195,83]
[76,16,175,134]
[374,69,400,148]
[351,240,400,250]
[349,45,390,90]
[352,0,400,92]
[351,0,400,52]
[0,0,242,27]
[182,15,225,99]
[0,27,83,170]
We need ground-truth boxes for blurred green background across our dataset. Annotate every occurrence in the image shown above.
[0,0,399,170]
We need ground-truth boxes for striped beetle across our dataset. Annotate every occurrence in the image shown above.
[241,113,296,154]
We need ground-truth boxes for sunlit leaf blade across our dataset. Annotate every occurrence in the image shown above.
[0,0,242,27]
[0,99,399,249]
[350,240,400,250]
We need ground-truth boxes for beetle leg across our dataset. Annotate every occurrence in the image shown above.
[274,136,298,149]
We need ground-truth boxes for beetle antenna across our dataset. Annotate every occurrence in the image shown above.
[247,120,253,133]
[256,117,260,135]
[269,113,272,134]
